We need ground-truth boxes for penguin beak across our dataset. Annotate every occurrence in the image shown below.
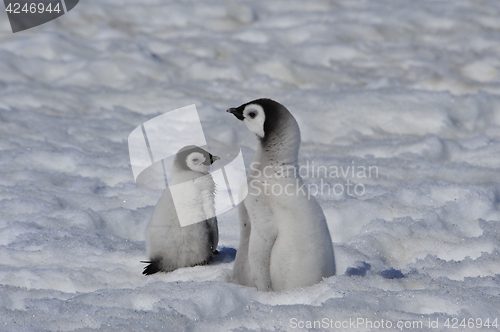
[210,155,220,164]
[227,107,244,121]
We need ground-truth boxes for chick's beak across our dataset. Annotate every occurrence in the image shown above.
[227,107,244,120]
[210,155,220,164]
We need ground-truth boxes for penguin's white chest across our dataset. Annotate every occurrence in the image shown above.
[247,175,333,290]
[170,175,214,227]
[248,176,305,242]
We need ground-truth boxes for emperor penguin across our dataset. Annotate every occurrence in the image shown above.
[227,98,335,291]
[143,145,220,275]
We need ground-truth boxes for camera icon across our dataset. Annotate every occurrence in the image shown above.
[128,105,248,227]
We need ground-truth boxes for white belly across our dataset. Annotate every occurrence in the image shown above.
[263,178,335,291]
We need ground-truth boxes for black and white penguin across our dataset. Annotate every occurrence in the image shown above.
[227,98,335,291]
[143,145,220,275]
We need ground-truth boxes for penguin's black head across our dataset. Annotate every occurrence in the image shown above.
[174,145,220,173]
[226,98,283,140]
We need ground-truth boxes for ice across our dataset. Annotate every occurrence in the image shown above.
[0,0,499,331]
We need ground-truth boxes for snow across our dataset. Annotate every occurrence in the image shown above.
[0,0,499,331]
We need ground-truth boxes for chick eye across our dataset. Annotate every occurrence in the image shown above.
[248,111,257,119]
[192,158,199,163]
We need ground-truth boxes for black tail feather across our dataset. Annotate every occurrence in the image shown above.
[142,259,162,276]
[141,254,214,275]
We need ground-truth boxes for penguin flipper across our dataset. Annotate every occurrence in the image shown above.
[232,201,253,286]
[141,259,162,275]
[207,216,219,252]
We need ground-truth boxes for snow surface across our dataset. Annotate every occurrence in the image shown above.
[0,0,499,331]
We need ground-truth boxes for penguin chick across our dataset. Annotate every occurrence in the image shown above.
[143,145,220,275]
[227,99,335,291]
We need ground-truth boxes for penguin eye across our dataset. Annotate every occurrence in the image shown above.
[248,111,257,119]
[192,158,199,163]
